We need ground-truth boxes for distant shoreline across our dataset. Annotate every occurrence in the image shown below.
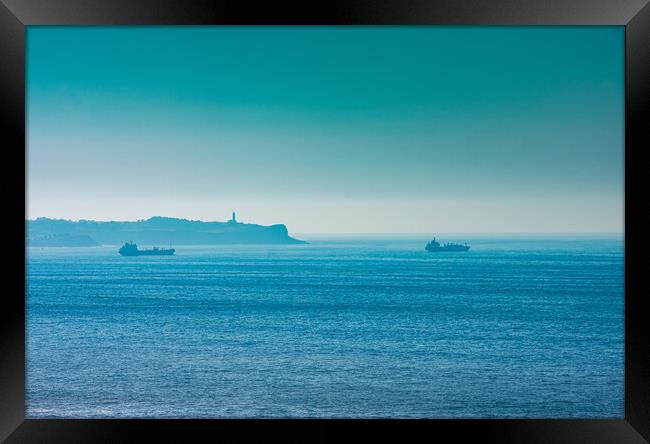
[26,216,306,247]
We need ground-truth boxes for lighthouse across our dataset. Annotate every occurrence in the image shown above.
[229,211,237,224]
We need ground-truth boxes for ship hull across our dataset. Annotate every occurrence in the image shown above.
[119,250,175,256]
[425,246,470,252]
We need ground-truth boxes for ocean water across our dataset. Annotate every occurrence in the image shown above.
[26,236,624,418]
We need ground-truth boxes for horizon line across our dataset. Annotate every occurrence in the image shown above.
[296,231,624,236]
[26,216,624,236]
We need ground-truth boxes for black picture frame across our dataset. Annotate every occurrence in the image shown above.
[2,1,648,442]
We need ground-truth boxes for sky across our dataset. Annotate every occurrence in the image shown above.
[27,26,624,234]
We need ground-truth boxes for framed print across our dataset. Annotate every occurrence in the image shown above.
[1,0,649,442]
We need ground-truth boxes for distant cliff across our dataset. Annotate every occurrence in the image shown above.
[26,216,307,246]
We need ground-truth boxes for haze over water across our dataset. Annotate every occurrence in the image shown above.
[27,236,624,418]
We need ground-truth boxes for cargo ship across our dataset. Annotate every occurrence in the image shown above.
[118,242,175,256]
[425,237,470,252]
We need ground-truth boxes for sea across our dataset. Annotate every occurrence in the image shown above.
[26,236,624,418]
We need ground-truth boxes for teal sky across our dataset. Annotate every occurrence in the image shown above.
[27,26,624,234]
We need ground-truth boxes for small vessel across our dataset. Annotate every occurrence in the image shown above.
[425,237,470,252]
[118,242,175,256]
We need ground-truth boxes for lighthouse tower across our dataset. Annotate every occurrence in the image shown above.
[229,211,237,224]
